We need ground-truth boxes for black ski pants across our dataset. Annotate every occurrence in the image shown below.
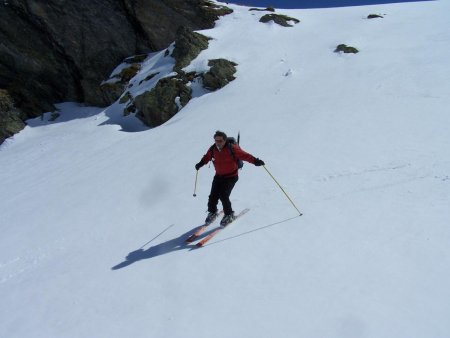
[208,175,239,216]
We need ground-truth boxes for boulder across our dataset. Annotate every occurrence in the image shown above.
[335,44,359,54]
[202,59,238,91]
[249,7,275,12]
[134,76,192,127]
[259,14,300,27]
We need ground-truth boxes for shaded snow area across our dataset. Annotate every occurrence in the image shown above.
[1,1,449,337]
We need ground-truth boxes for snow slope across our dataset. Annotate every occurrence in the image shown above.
[1,1,450,337]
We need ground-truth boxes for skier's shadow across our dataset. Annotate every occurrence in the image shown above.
[112,215,302,270]
[111,225,212,270]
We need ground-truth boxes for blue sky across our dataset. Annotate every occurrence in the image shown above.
[217,0,433,9]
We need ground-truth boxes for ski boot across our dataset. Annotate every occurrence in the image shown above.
[205,211,219,224]
[220,212,236,227]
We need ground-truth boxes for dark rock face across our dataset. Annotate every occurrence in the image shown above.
[0,0,232,131]
[1,1,141,115]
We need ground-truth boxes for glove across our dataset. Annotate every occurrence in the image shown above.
[195,161,203,170]
[254,158,265,166]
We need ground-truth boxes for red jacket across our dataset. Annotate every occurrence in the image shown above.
[201,144,256,177]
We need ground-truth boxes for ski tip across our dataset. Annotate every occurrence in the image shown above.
[196,242,204,248]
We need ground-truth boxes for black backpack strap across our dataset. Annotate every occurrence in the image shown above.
[227,142,237,161]
[228,142,243,169]
[208,144,215,159]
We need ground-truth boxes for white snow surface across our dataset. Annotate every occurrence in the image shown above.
[1,1,450,337]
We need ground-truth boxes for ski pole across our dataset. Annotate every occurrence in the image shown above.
[263,165,302,216]
[139,223,175,249]
[193,170,198,197]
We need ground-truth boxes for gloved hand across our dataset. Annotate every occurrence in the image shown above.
[254,158,265,166]
[195,161,203,170]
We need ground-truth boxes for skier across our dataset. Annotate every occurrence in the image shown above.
[195,130,265,226]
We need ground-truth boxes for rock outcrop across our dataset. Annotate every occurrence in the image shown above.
[134,76,192,127]
[0,0,232,142]
[172,26,212,73]
[249,7,275,12]
[0,90,26,144]
[259,14,300,27]
[118,26,238,129]
[202,59,238,91]
[100,62,142,106]
[334,44,360,54]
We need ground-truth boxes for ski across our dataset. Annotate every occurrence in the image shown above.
[185,211,224,243]
[196,208,250,247]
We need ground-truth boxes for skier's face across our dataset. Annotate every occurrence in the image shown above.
[214,137,225,150]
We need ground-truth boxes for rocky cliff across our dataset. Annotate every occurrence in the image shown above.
[0,0,232,144]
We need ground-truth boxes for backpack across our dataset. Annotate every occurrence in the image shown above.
[209,135,244,170]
